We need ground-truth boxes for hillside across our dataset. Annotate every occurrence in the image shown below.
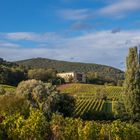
[15,58,124,82]
[0,58,26,86]
[0,58,18,68]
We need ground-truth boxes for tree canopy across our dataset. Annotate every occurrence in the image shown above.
[0,58,26,86]
[16,79,75,117]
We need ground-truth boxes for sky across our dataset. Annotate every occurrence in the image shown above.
[0,0,140,70]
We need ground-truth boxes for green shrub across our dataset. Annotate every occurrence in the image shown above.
[0,86,5,95]
[16,80,75,118]
[0,94,30,116]
[1,109,50,140]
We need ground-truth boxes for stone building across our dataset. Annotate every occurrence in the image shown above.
[57,71,86,83]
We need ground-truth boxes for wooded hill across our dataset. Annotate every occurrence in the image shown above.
[15,58,124,82]
[0,58,26,86]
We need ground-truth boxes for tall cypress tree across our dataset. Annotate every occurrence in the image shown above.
[124,47,140,120]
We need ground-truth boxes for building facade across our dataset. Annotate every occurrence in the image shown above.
[57,71,86,83]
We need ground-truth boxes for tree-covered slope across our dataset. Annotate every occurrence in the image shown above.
[15,58,124,81]
[0,58,26,86]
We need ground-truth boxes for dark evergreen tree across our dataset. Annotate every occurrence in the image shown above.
[124,47,140,120]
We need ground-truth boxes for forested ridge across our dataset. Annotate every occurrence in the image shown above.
[15,58,124,82]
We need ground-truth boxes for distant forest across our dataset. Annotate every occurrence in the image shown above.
[0,58,26,86]
[16,58,124,85]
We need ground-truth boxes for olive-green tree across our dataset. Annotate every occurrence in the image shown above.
[28,68,56,82]
[16,80,75,118]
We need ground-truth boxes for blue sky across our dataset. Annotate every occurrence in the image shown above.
[0,0,140,69]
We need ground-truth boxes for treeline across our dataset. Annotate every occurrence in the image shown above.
[0,58,26,86]
[86,71,124,86]
[0,57,123,86]
[16,58,124,84]
[28,68,65,85]
[0,58,65,86]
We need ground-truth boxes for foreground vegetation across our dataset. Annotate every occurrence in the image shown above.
[0,113,140,140]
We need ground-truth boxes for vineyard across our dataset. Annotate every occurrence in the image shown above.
[58,83,122,118]
[73,98,114,118]
[58,83,123,100]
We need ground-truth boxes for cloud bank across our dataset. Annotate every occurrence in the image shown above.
[2,32,61,42]
[1,30,140,70]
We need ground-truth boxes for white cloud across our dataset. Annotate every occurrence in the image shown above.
[1,30,140,70]
[2,32,61,42]
[0,42,20,48]
[58,9,92,20]
[57,0,140,20]
[99,0,140,17]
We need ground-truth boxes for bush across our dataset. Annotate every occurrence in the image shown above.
[20,109,50,140]
[0,94,30,116]
[56,94,75,117]
[28,68,56,82]
[95,87,107,100]
[0,66,26,86]
[82,111,114,121]
[50,114,140,140]
[1,109,50,140]
[110,120,140,140]
[16,80,75,118]
[51,77,65,85]
[0,87,5,95]
[0,113,140,140]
